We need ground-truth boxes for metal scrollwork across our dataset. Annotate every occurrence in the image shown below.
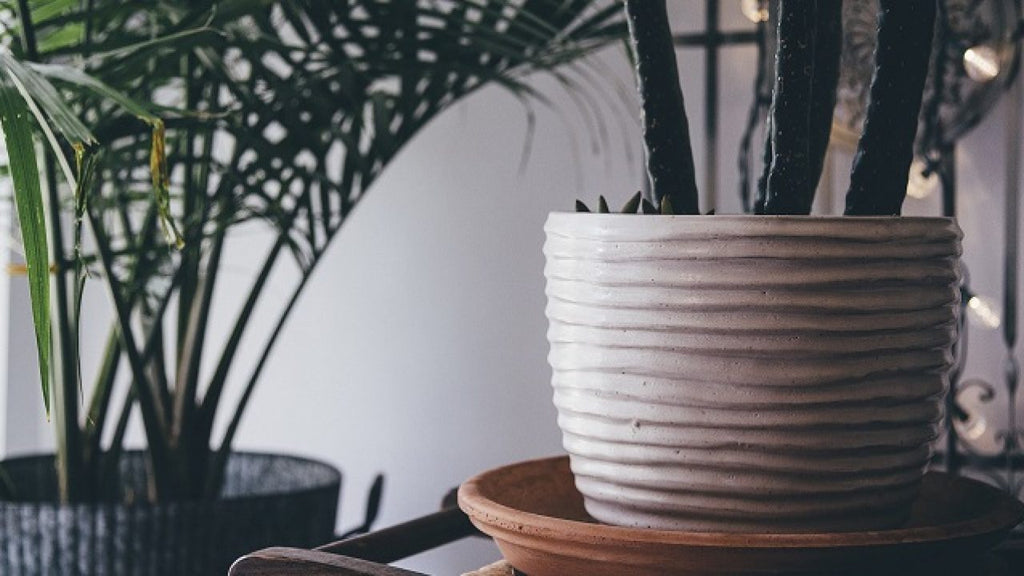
[754,0,1024,501]
[831,0,1021,153]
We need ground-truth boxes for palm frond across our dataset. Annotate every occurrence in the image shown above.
[0,76,50,415]
[0,0,626,502]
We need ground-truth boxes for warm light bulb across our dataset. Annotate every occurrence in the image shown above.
[741,0,769,23]
[956,410,988,441]
[967,295,1001,329]
[964,45,1000,83]
[953,382,1002,456]
[905,159,938,200]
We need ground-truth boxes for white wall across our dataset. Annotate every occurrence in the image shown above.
[213,56,644,573]
[1,172,52,457]
[0,188,8,456]
[3,4,1023,575]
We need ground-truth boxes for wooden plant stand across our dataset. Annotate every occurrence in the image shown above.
[230,489,1023,576]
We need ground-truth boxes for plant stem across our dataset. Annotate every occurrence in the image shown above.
[83,202,160,470]
[146,315,172,420]
[845,0,936,215]
[82,0,95,58]
[87,208,173,499]
[172,219,226,497]
[205,261,312,498]
[15,0,39,60]
[99,389,135,500]
[82,327,119,461]
[89,262,184,494]
[763,0,817,215]
[624,0,699,214]
[195,231,289,446]
[174,83,223,497]
[177,53,202,365]
[173,215,224,445]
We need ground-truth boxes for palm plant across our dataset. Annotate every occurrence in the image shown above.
[0,0,623,504]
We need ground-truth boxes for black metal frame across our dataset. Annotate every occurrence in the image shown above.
[937,3,1023,498]
[230,490,491,576]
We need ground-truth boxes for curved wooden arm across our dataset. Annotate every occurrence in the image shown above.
[231,488,481,576]
[230,547,427,576]
[318,506,477,563]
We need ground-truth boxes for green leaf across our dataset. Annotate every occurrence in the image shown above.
[148,120,183,249]
[38,23,83,52]
[72,146,98,394]
[660,194,675,215]
[0,53,94,146]
[8,0,627,499]
[29,62,158,122]
[29,0,78,23]
[0,53,84,189]
[621,190,641,214]
[0,78,51,416]
[31,63,182,249]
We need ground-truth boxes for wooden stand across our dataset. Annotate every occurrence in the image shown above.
[229,486,1023,576]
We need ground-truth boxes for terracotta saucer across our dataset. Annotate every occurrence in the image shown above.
[457,456,1024,576]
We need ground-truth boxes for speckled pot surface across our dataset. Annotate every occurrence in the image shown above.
[544,214,962,532]
[0,452,340,576]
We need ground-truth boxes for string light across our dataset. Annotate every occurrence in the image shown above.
[967,294,1002,329]
[953,381,1003,456]
[741,0,769,23]
[905,158,939,200]
[963,45,1001,83]
[956,407,988,441]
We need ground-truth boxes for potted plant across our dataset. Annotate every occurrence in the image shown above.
[548,0,960,531]
[0,1,624,573]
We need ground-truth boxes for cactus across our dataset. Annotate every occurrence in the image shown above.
[845,0,937,215]
[760,0,842,215]
[625,0,700,214]
[582,0,933,219]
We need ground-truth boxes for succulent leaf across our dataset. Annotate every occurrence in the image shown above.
[621,191,642,214]
[660,195,675,215]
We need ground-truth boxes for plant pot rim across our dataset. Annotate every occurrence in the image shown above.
[545,212,962,244]
[548,212,956,223]
[0,450,341,507]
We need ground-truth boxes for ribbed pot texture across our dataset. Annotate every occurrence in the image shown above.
[0,452,340,576]
[544,214,962,532]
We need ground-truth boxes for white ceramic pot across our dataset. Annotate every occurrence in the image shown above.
[544,214,962,532]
